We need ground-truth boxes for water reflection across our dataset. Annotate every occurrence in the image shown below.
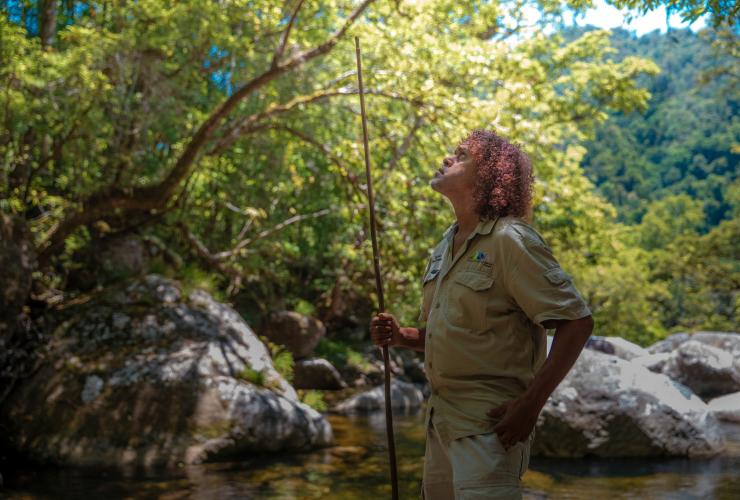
[2,406,739,499]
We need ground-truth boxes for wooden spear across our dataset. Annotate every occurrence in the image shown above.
[355,36,399,500]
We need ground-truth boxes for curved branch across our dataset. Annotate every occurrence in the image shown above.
[37,0,378,266]
[213,207,334,260]
[211,87,423,156]
[265,124,366,200]
[271,0,307,69]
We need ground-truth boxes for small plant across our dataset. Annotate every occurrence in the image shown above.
[299,389,327,412]
[347,349,373,372]
[315,338,372,372]
[293,298,316,317]
[178,264,226,301]
[238,365,266,386]
[272,349,294,384]
[260,337,295,384]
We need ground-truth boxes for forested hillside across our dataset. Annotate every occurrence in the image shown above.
[571,25,738,229]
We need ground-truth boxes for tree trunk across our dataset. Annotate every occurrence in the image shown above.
[39,0,58,48]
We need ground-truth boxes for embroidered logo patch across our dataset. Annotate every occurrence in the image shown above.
[471,250,489,263]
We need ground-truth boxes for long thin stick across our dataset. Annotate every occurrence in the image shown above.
[355,36,399,500]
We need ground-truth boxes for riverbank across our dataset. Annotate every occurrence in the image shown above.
[3,408,739,499]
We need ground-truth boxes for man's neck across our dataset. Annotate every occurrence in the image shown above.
[451,203,479,238]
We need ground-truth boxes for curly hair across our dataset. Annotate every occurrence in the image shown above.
[461,129,534,222]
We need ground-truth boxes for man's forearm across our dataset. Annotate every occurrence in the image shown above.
[397,326,426,352]
[522,316,594,409]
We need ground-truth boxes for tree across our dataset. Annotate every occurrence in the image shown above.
[0,1,662,327]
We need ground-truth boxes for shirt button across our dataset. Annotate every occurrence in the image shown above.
[435,302,440,308]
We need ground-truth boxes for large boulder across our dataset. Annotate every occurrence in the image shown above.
[584,336,615,355]
[585,336,648,360]
[661,340,740,399]
[707,392,740,423]
[0,214,36,337]
[66,233,150,291]
[632,352,672,373]
[533,349,725,458]
[331,380,424,414]
[647,332,691,354]
[603,336,650,360]
[648,332,740,356]
[0,275,332,467]
[293,358,347,390]
[261,310,326,359]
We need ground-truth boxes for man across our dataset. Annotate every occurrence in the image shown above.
[370,129,594,499]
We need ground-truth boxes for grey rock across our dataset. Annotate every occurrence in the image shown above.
[632,352,671,373]
[0,275,332,467]
[293,358,347,390]
[647,332,739,356]
[100,234,149,279]
[261,310,326,359]
[67,233,154,291]
[332,380,424,414]
[689,332,740,356]
[81,375,104,403]
[585,336,616,355]
[585,336,649,361]
[662,340,740,399]
[111,313,131,330]
[533,349,725,458]
[707,392,740,423]
[602,336,649,360]
[404,359,427,385]
[647,332,691,354]
[126,274,181,304]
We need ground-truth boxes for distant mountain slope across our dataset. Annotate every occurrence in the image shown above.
[562,26,739,228]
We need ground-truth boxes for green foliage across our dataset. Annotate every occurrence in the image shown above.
[178,264,227,302]
[258,336,295,384]
[315,338,373,372]
[293,299,317,317]
[575,26,739,229]
[637,194,705,250]
[577,228,670,346]
[298,390,328,412]
[648,217,739,332]
[238,365,266,386]
[1,2,734,351]
[607,0,738,28]
[271,350,295,385]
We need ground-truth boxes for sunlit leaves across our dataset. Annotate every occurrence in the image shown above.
[1,1,714,338]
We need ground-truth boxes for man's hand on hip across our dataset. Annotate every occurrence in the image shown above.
[487,394,541,450]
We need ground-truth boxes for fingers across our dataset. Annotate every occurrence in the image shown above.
[496,432,523,451]
[487,405,507,417]
[497,431,513,450]
[370,314,395,346]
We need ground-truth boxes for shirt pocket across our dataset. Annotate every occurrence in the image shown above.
[444,270,495,333]
[543,267,572,286]
[419,257,443,322]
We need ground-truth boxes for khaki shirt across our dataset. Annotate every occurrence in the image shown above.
[419,215,592,446]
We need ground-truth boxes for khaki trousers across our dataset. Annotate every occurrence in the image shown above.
[421,417,533,499]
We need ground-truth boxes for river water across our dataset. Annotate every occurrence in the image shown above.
[3,406,739,499]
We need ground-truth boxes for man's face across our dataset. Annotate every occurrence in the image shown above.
[430,142,477,198]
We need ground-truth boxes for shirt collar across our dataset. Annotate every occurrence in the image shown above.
[443,216,500,241]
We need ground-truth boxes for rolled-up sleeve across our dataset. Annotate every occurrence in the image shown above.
[503,238,592,328]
